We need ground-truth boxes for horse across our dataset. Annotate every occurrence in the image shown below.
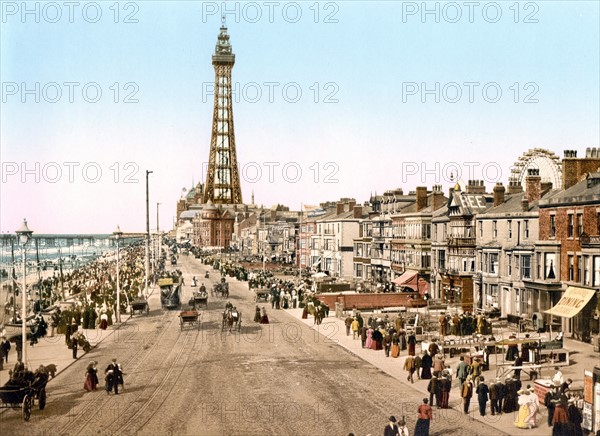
[222,308,242,332]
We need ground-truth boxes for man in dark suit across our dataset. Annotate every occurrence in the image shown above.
[383,416,399,436]
[476,376,489,416]
[105,358,121,394]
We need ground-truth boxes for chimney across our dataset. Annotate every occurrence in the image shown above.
[466,180,486,194]
[353,205,363,219]
[336,202,344,215]
[431,185,445,210]
[507,178,523,194]
[521,198,529,212]
[348,199,356,211]
[493,183,505,207]
[562,147,600,189]
[541,181,553,196]
[270,210,277,220]
[525,168,542,203]
[416,186,428,211]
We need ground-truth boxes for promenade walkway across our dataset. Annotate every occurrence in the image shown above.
[285,307,596,436]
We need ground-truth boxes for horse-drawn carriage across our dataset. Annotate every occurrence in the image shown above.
[254,289,270,303]
[159,278,181,310]
[191,289,208,309]
[0,371,48,421]
[222,306,241,332]
[212,279,229,299]
[179,310,201,331]
[130,298,150,316]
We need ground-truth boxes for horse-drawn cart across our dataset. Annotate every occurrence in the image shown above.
[130,298,150,316]
[192,290,208,309]
[179,310,201,331]
[0,372,48,421]
[254,289,270,303]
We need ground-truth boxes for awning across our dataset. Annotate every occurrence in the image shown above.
[544,286,596,318]
[392,271,417,285]
[392,271,429,295]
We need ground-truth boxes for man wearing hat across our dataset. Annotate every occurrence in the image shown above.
[105,358,122,395]
[383,415,399,436]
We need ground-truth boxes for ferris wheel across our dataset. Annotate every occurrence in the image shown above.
[510,148,562,189]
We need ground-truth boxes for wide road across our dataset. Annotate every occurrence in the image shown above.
[1,254,507,435]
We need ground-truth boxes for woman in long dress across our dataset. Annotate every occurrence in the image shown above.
[365,328,373,349]
[260,307,270,324]
[421,352,433,379]
[391,333,400,358]
[84,361,98,391]
[254,306,261,323]
[514,389,532,428]
[371,328,383,351]
[407,332,416,356]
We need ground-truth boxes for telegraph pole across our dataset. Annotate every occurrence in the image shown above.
[145,170,153,297]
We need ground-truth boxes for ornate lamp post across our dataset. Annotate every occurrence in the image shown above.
[113,225,123,323]
[16,219,33,365]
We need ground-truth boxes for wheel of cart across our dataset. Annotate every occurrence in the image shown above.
[22,393,32,420]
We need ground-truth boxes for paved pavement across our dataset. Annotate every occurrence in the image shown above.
[0,313,133,386]
[1,269,596,435]
[284,306,597,436]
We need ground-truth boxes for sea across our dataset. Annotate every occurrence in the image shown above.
[0,234,142,279]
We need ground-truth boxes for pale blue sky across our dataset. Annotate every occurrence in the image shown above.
[1,1,599,233]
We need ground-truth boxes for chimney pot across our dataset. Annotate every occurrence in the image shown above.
[493,182,505,207]
[416,187,428,211]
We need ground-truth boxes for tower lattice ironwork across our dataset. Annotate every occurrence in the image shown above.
[203,20,243,205]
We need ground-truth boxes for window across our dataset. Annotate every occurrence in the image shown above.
[355,264,363,278]
[508,254,512,276]
[524,220,529,239]
[489,253,498,274]
[593,256,600,287]
[536,253,541,279]
[508,220,512,239]
[568,214,574,237]
[545,253,556,279]
[520,289,531,315]
[577,255,582,283]
[438,250,446,269]
[522,255,531,279]
[577,214,583,237]
[492,221,497,238]
[479,222,483,238]
[433,224,437,240]
[583,255,590,285]
[568,255,574,281]
[550,215,556,237]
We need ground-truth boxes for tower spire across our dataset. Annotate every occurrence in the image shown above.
[204,23,243,205]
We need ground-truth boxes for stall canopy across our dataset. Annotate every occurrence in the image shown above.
[391,271,429,295]
[544,286,596,318]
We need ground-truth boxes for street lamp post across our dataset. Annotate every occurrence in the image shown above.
[156,202,161,270]
[16,219,33,366]
[145,170,153,297]
[113,225,123,323]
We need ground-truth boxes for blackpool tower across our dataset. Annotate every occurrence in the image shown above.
[203,19,243,205]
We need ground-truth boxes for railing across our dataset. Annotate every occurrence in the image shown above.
[580,233,600,247]
[447,237,476,246]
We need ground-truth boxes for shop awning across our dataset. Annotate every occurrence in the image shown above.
[544,286,596,318]
[392,271,417,285]
[392,271,429,295]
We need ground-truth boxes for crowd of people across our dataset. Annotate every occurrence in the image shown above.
[333,309,587,434]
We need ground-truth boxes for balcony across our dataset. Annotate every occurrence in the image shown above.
[580,233,600,247]
[447,236,475,247]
